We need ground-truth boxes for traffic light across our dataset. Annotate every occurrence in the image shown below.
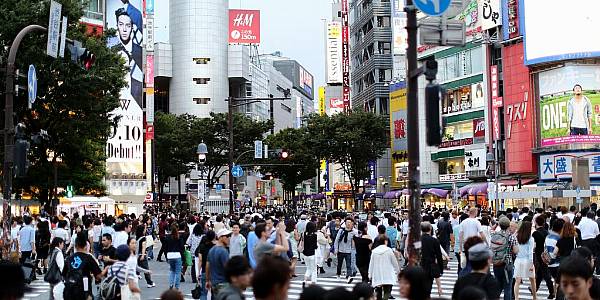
[425,83,443,146]
[68,41,95,70]
[269,149,290,159]
[280,149,289,159]
[14,123,29,178]
[66,185,74,198]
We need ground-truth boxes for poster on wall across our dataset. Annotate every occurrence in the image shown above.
[479,0,501,31]
[228,10,261,44]
[329,98,344,115]
[299,67,313,96]
[106,0,144,176]
[391,0,407,55]
[471,82,485,108]
[540,89,600,146]
[326,22,342,84]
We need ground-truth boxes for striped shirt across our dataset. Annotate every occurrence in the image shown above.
[545,231,560,267]
[108,261,136,286]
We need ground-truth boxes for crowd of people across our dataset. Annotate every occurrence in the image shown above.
[0,203,599,300]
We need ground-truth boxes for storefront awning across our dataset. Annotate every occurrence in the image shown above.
[459,182,488,197]
[425,188,450,198]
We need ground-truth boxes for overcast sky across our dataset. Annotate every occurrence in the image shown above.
[154,0,332,90]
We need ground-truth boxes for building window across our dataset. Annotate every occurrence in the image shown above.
[193,98,210,104]
[82,0,103,21]
[193,58,211,64]
[378,42,391,54]
[193,78,210,84]
[443,120,474,141]
[379,97,389,115]
[377,16,391,27]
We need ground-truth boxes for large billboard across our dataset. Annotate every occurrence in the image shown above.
[539,65,600,147]
[326,21,343,84]
[298,66,314,97]
[341,0,350,111]
[539,152,600,181]
[390,81,407,187]
[228,9,261,44]
[106,0,144,177]
[522,0,600,65]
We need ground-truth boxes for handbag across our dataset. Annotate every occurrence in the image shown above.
[184,250,193,266]
[297,234,305,253]
[121,285,141,300]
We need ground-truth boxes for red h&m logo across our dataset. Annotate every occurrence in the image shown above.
[229,10,261,44]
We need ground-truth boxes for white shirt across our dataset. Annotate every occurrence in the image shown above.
[460,218,483,243]
[566,212,576,223]
[367,224,379,240]
[113,231,129,248]
[450,217,459,227]
[578,217,600,240]
[53,227,70,244]
[571,98,588,129]
[92,225,102,243]
[401,220,409,235]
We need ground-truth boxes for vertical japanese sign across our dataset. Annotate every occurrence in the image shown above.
[503,0,520,39]
[341,0,351,112]
[228,10,261,44]
[392,0,407,55]
[490,65,502,141]
[390,82,408,187]
[318,87,326,116]
[368,161,377,186]
[326,21,343,84]
[479,0,502,31]
[46,0,62,58]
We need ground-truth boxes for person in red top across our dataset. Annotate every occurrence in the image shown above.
[157,214,169,262]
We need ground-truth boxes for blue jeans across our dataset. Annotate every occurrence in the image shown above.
[168,257,183,289]
[93,242,101,258]
[199,272,208,300]
[336,252,352,277]
[493,264,514,300]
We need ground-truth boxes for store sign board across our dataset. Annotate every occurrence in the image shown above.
[479,0,501,31]
[464,148,487,171]
[539,152,600,180]
[439,173,468,182]
[439,138,473,149]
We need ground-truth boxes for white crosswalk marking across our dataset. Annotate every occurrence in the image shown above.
[177,260,552,300]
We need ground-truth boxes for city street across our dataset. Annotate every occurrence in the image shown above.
[23,256,552,300]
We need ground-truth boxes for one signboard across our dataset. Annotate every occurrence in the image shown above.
[539,65,600,147]
[479,0,501,31]
[146,87,154,123]
[390,81,407,188]
[27,65,37,105]
[502,0,521,40]
[318,87,326,116]
[368,161,377,186]
[326,21,343,84]
[341,0,350,112]
[228,9,261,44]
[46,0,62,58]
[145,17,154,52]
[254,140,263,159]
[232,165,244,178]
[414,0,452,16]
[299,67,314,96]
[145,0,154,15]
[490,65,502,141]
[106,99,144,176]
[329,98,344,115]
[216,184,224,193]
[58,16,68,58]
[522,0,600,65]
[539,152,600,181]
[392,0,407,56]
[473,118,485,140]
[464,148,486,172]
[145,55,154,88]
[145,124,154,140]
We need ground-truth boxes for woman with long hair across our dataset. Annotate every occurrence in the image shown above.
[398,266,430,300]
[187,222,205,285]
[556,220,578,260]
[513,221,537,300]
[133,225,155,288]
[36,220,51,274]
[194,230,216,300]
[302,221,319,286]
[165,224,185,289]
[316,217,329,274]
[47,237,64,300]
[353,221,373,283]
[285,219,299,277]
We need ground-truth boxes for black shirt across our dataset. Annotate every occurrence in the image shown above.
[557,237,577,259]
[99,245,117,266]
[195,241,214,273]
[353,235,372,267]
[63,252,102,287]
[452,272,500,300]
[532,227,548,258]
[301,233,318,257]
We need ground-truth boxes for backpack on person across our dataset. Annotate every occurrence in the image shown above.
[99,263,126,300]
[490,231,510,266]
[62,256,87,299]
[44,248,62,284]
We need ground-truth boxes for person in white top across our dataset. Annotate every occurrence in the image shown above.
[367,217,379,240]
[459,207,487,252]
[48,237,65,300]
[52,220,70,246]
[566,206,577,223]
[113,221,132,248]
[578,211,600,251]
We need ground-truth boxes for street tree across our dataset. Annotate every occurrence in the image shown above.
[0,0,127,207]
[263,127,320,199]
[306,110,388,200]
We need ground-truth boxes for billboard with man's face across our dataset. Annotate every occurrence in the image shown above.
[105,0,144,177]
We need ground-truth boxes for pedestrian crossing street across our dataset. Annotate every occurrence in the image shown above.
[23,280,53,300]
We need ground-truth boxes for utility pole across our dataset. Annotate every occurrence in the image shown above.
[405,0,422,267]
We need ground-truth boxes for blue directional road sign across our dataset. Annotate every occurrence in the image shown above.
[414,0,451,16]
[28,64,37,105]
[232,165,244,178]
[215,184,224,193]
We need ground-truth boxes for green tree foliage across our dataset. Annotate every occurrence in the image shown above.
[306,110,388,197]
[263,127,320,194]
[0,0,127,205]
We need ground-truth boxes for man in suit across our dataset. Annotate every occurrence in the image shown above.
[420,221,444,298]
[114,8,143,107]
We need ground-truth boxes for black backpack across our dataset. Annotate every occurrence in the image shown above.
[63,254,87,299]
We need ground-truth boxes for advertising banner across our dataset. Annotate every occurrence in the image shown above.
[145,55,154,88]
[368,161,377,186]
[540,91,600,146]
[502,0,520,40]
[145,0,154,15]
[471,82,485,109]
[522,0,600,65]
[390,81,407,187]
[299,67,314,96]
[391,0,407,55]
[473,118,485,140]
[146,87,154,123]
[479,0,501,31]
[326,22,343,84]
[341,0,350,112]
[539,152,600,180]
[455,0,481,39]
[329,98,344,115]
[46,0,62,58]
[145,17,154,51]
[490,65,502,141]
[228,9,261,44]
[318,87,326,116]
[106,0,144,176]
[464,148,486,172]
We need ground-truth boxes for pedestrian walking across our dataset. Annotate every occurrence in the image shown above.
[334,217,356,283]
[369,235,399,300]
[251,256,291,300]
[419,221,444,298]
[206,228,232,297]
[214,255,252,300]
[164,224,185,290]
[354,222,372,283]
[132,226,155,288]
[45,237,64,300]
[301,221,318,286]
[514,221,537,300]
[532,215,555,298]
[397,266,430,300]
[194,230,216,300]
[490,216,517,300]
[452,243,500,300]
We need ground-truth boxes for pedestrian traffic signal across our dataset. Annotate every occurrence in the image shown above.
[425,83,443,146]
[68,41,95,70]
[280,149,289,159]
[66,185,74,198]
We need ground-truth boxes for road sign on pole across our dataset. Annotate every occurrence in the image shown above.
[232,165,244,178]
[46,0,62,58]
[414,0,451,16]
[58,16,68,58]
[254,140,263,159]
[216,184,224,193]
[27,65,37,107]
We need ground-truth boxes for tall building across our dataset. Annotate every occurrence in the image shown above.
[349,0,393,114]
[168,0,229,117]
